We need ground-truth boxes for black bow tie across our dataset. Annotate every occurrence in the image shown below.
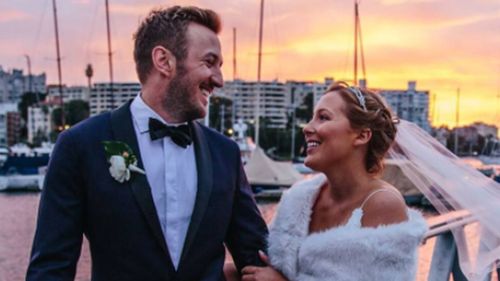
[148,118,192,148]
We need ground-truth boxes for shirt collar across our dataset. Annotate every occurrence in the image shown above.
[130,93,187,134]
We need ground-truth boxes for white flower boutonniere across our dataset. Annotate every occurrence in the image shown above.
[103,141,145,183]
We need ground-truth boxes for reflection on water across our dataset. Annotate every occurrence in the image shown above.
[1,192,496,281]
[0,192,90,281]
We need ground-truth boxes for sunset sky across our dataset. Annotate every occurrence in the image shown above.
[0,0,499,129]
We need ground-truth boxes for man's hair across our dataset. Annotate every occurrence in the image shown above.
[133,6,221,83]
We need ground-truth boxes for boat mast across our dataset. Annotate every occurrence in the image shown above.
[255,0,264,146]
[454,88,460,155]
[52,0,65,127]
[232,27,237,130]
[105,0,114,109]
[354,1,358,85]
[431,93,436,126]
[233,27,237,81]
[354,0,366,86]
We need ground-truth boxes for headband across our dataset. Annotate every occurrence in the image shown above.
[348,86,367,111]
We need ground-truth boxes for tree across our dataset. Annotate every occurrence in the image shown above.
[52,100,89,128]
[245,93,314,160]
[288,92,313,159]
[208,96,233,136]
[18,92,47,121]
[246,118,291,159]
[295,93,313,123]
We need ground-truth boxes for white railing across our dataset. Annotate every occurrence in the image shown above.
[424,210,499,281]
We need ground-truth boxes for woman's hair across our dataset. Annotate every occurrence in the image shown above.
[326,81,397,174]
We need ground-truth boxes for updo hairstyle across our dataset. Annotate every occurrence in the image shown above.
[326,81,398,174]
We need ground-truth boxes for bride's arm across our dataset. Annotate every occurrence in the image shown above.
[224,262,241,281]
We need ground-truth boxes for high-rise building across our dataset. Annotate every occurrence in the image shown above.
[0,103,18,147]
[47,85,90,103]
[220,78,333,129]
[311,77,333,107]
[470,122,498,138]
[223,80,288,128]
[89,83,141,116]
[377,81,431,132]
[285,78,331,124]
[27,105,54,144]
[7,111,21,146]
[0,66,46,103]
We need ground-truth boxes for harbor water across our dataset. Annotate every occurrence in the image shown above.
[0,192,496,281]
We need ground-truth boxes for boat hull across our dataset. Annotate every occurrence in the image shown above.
[0,175,44,191]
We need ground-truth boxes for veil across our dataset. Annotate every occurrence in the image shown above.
[387,120,500,281]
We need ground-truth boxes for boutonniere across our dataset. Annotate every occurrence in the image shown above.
[103,141,145,183]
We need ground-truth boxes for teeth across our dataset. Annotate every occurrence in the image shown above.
[307,141,320,148]
[201,89,210,96]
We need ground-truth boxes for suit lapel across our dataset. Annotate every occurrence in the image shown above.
[179,121,213,266]
[110,101,174,270]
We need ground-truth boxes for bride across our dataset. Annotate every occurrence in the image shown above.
[240,82,428,281]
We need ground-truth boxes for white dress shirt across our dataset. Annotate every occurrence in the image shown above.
[130,94,198,269]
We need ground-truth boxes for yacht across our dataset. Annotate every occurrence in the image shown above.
[0,142,53,191]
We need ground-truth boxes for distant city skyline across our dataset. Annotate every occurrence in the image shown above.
[0,0,499,128]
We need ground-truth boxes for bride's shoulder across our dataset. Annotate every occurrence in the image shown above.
[360,183,409,228]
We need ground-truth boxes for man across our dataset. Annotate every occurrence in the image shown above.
[27,6,268,281]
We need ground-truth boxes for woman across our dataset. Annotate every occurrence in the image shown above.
[241,82,428,281]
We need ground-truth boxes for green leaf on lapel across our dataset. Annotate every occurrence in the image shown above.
[102,141,137,166]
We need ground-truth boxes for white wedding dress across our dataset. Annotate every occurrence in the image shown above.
[267,174,428,281]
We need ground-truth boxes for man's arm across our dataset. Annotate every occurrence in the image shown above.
[26,130,85,281]
[225,149,269,272]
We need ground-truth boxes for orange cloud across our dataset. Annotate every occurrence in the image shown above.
[1,0,498,131]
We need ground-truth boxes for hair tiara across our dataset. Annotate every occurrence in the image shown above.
[347,86,367,111]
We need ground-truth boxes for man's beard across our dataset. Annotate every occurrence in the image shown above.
[163,66,205,122]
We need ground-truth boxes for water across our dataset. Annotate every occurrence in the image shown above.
[0,192,91,281]
[0,192,495,281]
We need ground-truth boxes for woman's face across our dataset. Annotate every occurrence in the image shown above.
[303,91,358,172]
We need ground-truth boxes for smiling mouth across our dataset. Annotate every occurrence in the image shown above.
[202,85,214,99]
[199,86,212,105]
[306,140,321,153]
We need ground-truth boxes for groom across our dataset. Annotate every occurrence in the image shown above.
[26,6,268,281]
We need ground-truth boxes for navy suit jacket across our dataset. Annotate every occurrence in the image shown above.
[26,102,268,281]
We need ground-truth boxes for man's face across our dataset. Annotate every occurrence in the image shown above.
[165,23,223,122]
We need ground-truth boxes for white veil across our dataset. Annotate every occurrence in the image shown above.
[388,120,500,281]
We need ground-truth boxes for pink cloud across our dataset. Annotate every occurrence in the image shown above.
[71,0,91,4]
[0,10,29,23]
[380,0,438,5]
